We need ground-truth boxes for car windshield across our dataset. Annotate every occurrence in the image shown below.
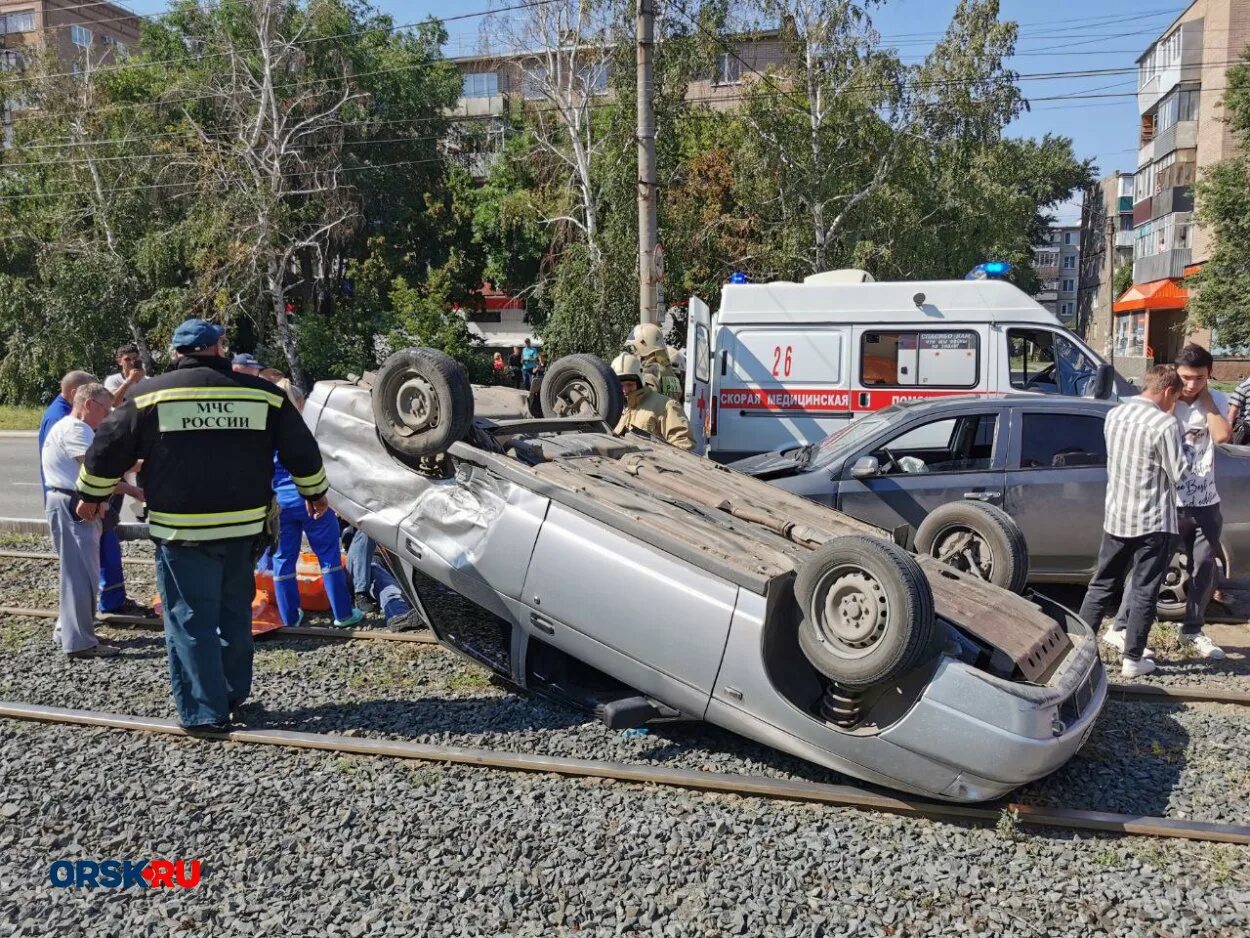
[807,411,898,468]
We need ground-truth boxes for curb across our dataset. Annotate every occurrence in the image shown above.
[0,517,149,541]
[0,431,38,438]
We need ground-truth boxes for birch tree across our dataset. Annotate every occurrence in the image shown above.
[168,0,368,387]
[738,0,908,276]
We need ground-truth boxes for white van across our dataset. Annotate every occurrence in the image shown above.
[682,270,1123,460]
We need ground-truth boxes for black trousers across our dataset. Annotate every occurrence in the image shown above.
[1079,531,1173,661]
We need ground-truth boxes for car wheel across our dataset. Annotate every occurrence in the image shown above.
[914,502,1030,595]
[540,354,624,426]
[795,535,938,689]
[371,347,474,459]
[1155,546,1228,621]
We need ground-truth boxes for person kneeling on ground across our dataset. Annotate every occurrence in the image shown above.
[1080,365,1186,679]
[611,354,694,451]
[271,379,362,629]
[344,527,421,631]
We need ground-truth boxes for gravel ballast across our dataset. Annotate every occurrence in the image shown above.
[2,543,1248,935]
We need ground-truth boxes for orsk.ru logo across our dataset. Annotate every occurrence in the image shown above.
[49,859,202,888]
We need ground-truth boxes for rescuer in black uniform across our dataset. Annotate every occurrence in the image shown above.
[76,319,330,732]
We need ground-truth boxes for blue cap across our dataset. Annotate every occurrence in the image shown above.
[232,352,263,368]
[171,318,225,352]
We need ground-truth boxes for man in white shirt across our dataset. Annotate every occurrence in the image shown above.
[1079,366,1186,678]
[103,342,145,407]
[42,383,141,658]
[1171,344,1231,658]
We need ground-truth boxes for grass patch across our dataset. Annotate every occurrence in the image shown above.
[995,807,1022,842]
[257,647,299,670]
[0,405,43,431]
[347,652,423,693]
[445,670,491,693]
[1,619,29,654]
[407,765,441,786]
[0,532,46,550]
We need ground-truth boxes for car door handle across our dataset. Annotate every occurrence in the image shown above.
[963,491,1000,502]
[529,612,556,635]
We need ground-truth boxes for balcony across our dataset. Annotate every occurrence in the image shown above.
[1152,186,1194,219]
[1117,195,1134,212]
[1116,230,1135,248]
[1133,197,1154,226]
[1134,248,1193,283]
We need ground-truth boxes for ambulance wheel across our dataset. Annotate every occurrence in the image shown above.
[795,536,937,689]
[372,347,474,458]
[914,502,1029,594]
[540,354,624,426]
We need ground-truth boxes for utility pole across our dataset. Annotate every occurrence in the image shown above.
[636,0,659,325]
[1105,215,1117,368]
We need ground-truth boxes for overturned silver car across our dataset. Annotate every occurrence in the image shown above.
[304,348,1106,803]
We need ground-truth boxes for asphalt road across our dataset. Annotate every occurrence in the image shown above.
[0,435,143,521]
[0,435,47,519]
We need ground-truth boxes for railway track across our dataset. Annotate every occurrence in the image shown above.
[2,603,1247,708]
[1,699,1248,846]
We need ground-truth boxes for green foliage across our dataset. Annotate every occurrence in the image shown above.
[1189,51,1250,351]
[0,0,1097,400]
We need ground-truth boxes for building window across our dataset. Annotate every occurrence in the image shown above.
[1062,255,1075,269]
[522,66,547,101]
[1063,232,1073,245]
[1060,302,1074,318]
[1178,88,1199,122]
[716,52,742,85]
[580,62,609,95]
[70,24,93,47]
[461,72,498,99]
[1061,279,1074,292]
[2,9,35,33]
[0,50,23,71]
[1035,251,1058,267]
[1134,167,1151,203]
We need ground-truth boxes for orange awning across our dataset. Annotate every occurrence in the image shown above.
[1113,278,1188,313]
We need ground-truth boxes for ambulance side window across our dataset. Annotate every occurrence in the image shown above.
[860,331,979,388]
[693,324,710,383]
[1008,329,1099,396]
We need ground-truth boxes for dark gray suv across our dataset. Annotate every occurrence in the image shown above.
[733,395,1250,619]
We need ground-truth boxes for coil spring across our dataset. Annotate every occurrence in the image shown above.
[819,683,863,729]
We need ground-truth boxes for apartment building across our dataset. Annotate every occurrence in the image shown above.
[1115,0,1250,377]
[1032,224,1081,325]
[1075,171,1135,354]
[1,0,140,144]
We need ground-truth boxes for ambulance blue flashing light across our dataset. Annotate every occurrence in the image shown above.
[729,271,749,284]
[966,261,1012,280]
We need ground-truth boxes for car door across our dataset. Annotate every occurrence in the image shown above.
[684,296,712,455]
[1002,407,1108,579]
[836,410,1006,533]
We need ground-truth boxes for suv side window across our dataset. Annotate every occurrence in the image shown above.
[1008,328,1100,396]
[1019,413,1107,468]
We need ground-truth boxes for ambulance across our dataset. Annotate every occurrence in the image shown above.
[682,269,1127,460]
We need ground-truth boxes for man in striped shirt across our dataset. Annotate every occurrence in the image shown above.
[1078,366,1185,678]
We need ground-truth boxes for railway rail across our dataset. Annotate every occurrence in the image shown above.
[2,603,1247,708]
[2,699,1248,846]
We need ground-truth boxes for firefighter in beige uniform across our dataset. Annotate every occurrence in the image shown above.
[611,354,694,450]
[625,323,683,403]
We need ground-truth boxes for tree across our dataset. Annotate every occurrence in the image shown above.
[1189,49,1250,350]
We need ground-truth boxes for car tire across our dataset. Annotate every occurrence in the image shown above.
[795,535,938,689]
[371,347,474,459]
[540,354,624,426]
[914,502,1030,595]
[1155,545,1228,621]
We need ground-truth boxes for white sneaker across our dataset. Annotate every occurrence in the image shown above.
[1100,630,1155,659]
[1178,632,1226,659]
[1121,657,1157,678]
